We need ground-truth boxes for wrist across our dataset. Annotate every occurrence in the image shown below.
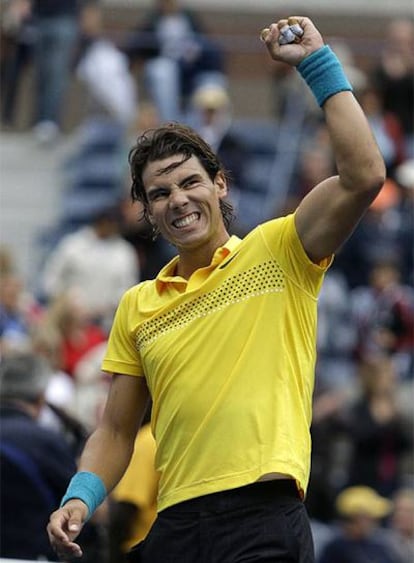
[297,45,353,107]
[60,471,107,520]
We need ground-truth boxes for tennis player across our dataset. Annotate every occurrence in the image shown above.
[47,15,385,562]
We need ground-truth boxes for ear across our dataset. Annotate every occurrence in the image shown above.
[215,171,228,199]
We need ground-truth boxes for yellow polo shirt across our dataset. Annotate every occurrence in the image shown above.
[102,213,331,512]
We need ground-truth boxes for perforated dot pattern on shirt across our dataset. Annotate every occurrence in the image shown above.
[136,260,285,351]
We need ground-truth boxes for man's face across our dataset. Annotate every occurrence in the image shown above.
[142,154,228,252]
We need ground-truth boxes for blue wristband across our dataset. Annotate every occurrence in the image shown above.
[297,45,353,107]
[60,471,107,520]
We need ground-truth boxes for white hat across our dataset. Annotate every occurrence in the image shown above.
[192,85,230,110]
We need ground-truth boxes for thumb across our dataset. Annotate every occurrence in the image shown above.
[67,508,86,538]
[68,519,81,533]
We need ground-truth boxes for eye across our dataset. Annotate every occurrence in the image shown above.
[182,177,200,189]
[149,188,169,201]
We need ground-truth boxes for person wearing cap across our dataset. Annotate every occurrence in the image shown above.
[190,83,234,151]
[0,352,77,560]
[189,83,250,211]
[47,16,386,563]
[318,486,404,563]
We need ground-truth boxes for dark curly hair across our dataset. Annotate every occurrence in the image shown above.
[128,123,235,229]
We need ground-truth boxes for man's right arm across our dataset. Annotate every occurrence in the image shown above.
[47,373,150,560]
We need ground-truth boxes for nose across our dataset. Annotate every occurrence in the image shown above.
[168,185,189,208]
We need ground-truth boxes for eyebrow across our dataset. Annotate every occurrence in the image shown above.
[147,173,201,197]
[155,157,187,177]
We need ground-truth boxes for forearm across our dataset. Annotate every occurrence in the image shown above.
[61,374,150,517]
[323,91,386,193]
[78,424,135,495]
[59,424,136,521]
[48,374,148,560]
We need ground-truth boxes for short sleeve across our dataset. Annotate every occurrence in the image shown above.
[259,213,333,298]
[101,288,144,376]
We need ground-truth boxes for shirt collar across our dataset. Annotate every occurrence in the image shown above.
[155,235,241,293]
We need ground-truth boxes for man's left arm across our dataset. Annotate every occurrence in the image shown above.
[262,17,386,264]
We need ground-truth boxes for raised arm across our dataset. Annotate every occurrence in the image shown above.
[262,17,386,263]
[47,373,150,560]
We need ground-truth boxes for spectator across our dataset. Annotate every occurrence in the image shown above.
[124,0,226,122]
[357,83,406,174]
[340,357,412,497]
[40,289,107,378]
[307,385,350,525]
[0,269,43,354]
[40,202,140,331]
[0,352,77,560]
[31,319,76,409]
[350,258,414,379]
[30,0,81,143]
[71,339,111,431]
[315,269,357,391]
[0,0,35,127]
[318,485,404,563]
[288,122,336,207]
[30,320,88,457]
[373,19,414,158]
[333,179,407,289]
[188,83,250,203]
[387,488,414,563]
[75,1,138,128]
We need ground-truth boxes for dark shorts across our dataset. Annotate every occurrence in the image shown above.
[126,480,315,563]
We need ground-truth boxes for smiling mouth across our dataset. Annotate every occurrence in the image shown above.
[172,212,200,228]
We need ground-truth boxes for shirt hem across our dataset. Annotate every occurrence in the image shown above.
[157,461,306,513]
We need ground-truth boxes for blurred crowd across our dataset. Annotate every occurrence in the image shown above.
[0,0,413,561]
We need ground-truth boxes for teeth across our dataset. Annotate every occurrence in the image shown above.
[173,213,198,228]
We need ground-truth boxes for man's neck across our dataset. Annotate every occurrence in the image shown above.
[175,234,230,280]
[175,252,213,280]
